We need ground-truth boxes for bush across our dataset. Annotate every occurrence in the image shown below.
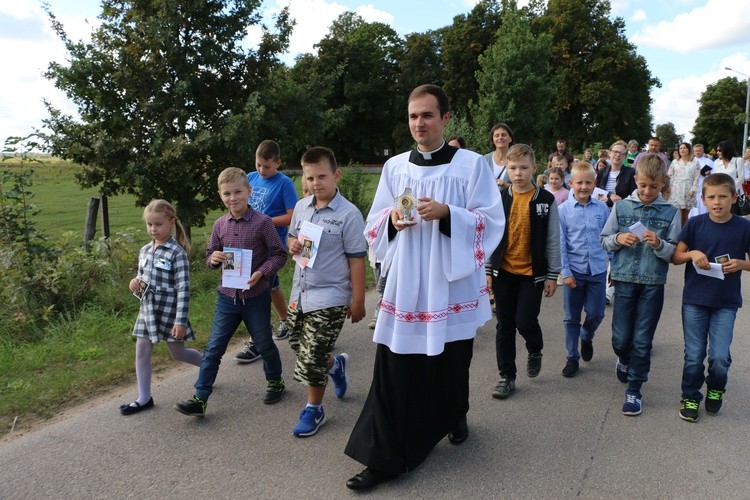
[337,163,372,218]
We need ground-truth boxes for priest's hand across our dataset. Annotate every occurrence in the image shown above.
[417,197,449,221]
[391,208,414,230]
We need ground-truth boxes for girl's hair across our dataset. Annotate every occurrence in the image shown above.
[547,166,565,179]
[143,199,191,254]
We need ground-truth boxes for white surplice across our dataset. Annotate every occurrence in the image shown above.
[366,146,505,355]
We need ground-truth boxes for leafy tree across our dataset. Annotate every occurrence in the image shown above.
[692,77,747,150]
[471,7,558,154]
[43,1,292,230]
[393,31,445,152]
[654,122,682,157]
[530,0,658,150]
[309,13,404,163]
[440,0,503,118]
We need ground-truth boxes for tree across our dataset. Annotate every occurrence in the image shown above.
[309,13,404,163]
[394,31,445,152]
[654,122,682,157]
[530,0,658,150]
[692,77,747,151]
[471,7,558,154]
[440,0,503,118]
[43,1,292,230]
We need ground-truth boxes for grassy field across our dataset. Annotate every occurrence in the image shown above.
[0,157,379,435]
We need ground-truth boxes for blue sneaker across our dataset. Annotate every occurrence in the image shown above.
[330,353,350,398]
[292,406,327,437]
[622,389,642,416]
[615,359,629,383]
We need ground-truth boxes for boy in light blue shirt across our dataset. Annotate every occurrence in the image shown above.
[559,162,610,377]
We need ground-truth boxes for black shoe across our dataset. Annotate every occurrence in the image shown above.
[448,415,468,445]
[346,468,398,491]
[562,360,579,378]
[174,395,206,417]
[262,379,285,404]
[527,352,542,378]
[580,340,593,362]
[119,397,154,415]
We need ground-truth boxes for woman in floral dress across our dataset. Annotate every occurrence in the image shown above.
[667,142,700,226]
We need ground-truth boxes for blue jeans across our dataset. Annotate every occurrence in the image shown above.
[194,291,282,401]
[681,304,736,400]
[563,271,606,361]
[611,282,664,389]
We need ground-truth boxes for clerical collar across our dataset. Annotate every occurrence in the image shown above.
[409,142,457,167]
[417,142,445,160]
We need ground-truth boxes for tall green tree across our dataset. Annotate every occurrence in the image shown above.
[309,12,404,163]
[471,7,558,154]
[692,77,747,150]
[43,0,292,229]
[530,0,658,150]
[654,122,682,157]
[394,31,445,152]
[440,0,503,118]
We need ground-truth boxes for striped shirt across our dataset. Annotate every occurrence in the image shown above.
[206,206,287,299]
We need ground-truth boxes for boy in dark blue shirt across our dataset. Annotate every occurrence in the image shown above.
[672,173,750,422]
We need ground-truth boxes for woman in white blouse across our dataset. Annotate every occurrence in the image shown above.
[712,140,744,192]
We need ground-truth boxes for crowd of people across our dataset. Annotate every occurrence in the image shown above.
[116,83,750,492]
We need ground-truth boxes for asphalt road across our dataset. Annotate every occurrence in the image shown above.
[2,269,750,499]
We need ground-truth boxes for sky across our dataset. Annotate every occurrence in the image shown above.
[1,0,749,149]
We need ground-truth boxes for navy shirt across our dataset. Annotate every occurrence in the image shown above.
[679,214,750,309]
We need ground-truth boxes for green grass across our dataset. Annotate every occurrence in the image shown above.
[0,157,379,435]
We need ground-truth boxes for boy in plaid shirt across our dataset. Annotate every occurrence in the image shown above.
[175,168,287,417]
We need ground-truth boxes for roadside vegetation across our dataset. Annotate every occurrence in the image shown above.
[0,156,377,435]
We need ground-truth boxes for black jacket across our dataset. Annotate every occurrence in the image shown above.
[596,165,636,208]
[488,186,561,284]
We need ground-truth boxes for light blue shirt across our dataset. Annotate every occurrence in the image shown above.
[559,195,609,277]
[288,190,367,312]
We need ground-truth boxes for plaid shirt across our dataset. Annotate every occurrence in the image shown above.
[132,237,194,342]
[207,206,287,299]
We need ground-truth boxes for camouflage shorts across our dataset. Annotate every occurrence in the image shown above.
[286,305,348,387]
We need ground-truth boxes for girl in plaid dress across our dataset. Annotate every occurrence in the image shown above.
[120,200,202,415]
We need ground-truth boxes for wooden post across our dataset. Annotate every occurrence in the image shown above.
[100,194,110,239]
[83,197,100,251]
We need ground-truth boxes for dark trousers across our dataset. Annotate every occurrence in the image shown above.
[494,270,544,380]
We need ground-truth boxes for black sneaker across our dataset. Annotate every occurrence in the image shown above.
[234,341,261,363]
[492,377,515,399]
[263,379,285,404]
[527,352,542,378]
[580,340,593,362]
[273,320,291,341]
[705,388,725,415]
[562,360,579,378]
[174,395,206,417]
[679,398,699,422]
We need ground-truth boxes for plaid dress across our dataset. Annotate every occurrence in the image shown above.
[132,237,195,343]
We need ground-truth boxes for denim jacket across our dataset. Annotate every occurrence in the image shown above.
[599,191,680,285]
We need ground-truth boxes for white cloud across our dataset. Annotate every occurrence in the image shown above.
[631,0,750,52]
[264,0,393,58]
[652,52,750,140]
[0,3,93,141]
[631,9,646,22]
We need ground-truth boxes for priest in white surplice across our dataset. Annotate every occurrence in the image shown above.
[344,84,505,491]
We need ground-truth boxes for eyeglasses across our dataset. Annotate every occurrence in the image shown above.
[610,150,626,156]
